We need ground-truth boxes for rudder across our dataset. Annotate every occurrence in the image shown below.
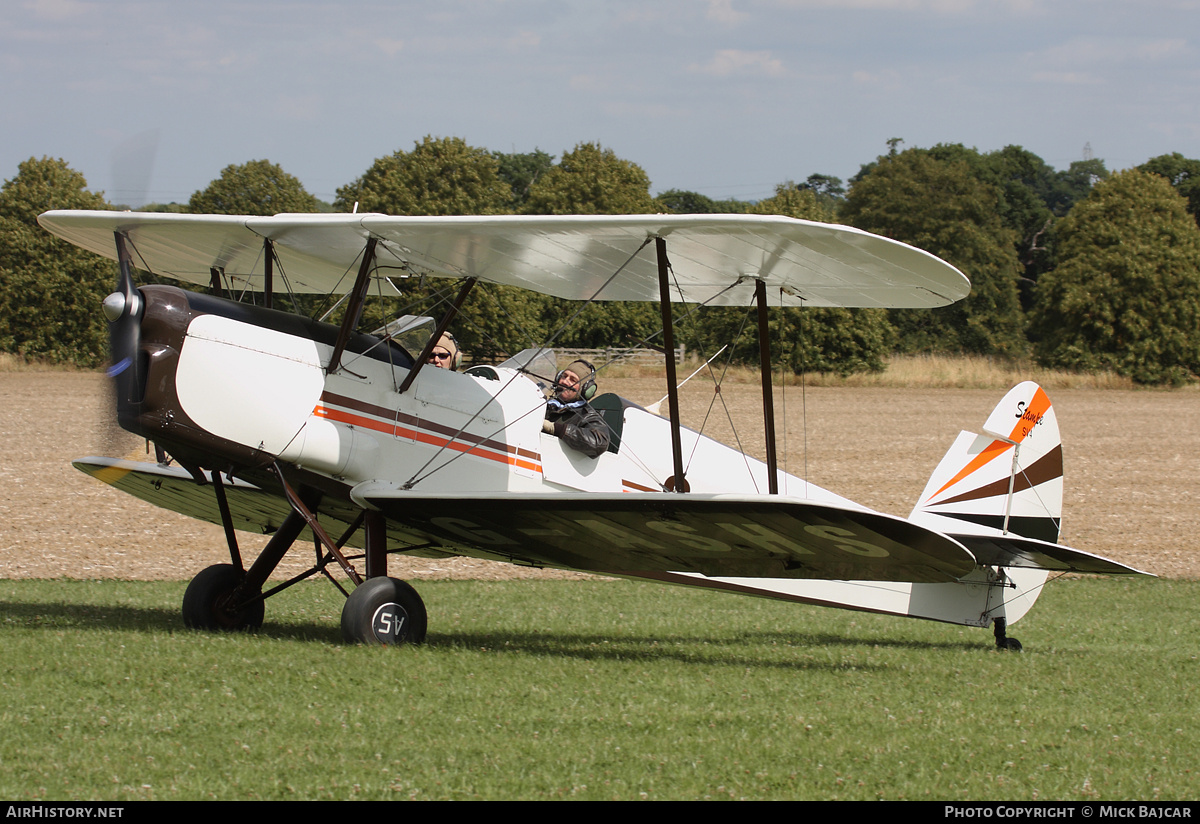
[911,382,1063,543]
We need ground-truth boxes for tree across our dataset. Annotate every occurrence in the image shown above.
[796,173,846,211]
[655,189,720,214]
[335,138,544,359]
[523,142,658,215]
[493,149,555,212]
[188,159,319,215]
[521,143,660,351]
[655,189,750,214]
[841,148,1027,357]
[686,182,894,376]
[869,144,1059,308]
[1139,152,1200,225]
[0,157,114,365]
[1046,157,1109,216]
[1030,170,1200,385]
[976,146,1059,297]
[750,182,892,374]
[335,136,513,216]
[749,181,834,223]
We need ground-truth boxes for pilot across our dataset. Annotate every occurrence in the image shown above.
[427,332,460,371]
[542,360,611,459]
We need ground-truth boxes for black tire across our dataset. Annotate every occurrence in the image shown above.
[341,577,427,646]
[182,564,264,632]
[998,636,1023,652]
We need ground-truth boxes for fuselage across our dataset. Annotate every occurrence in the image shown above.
[129,284,859,511]
[124,285,1054,630]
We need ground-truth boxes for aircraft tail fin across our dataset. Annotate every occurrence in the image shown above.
[910,381,1063,544]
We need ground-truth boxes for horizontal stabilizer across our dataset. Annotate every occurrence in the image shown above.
[950,532,1150,576]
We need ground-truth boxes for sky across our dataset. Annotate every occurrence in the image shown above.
[4,0,1199,207]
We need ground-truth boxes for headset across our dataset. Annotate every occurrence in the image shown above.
[429,331,463,371]
[556,359,597,401]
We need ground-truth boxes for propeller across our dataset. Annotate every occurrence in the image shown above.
[91,132,158,464]
[102,232,146,442]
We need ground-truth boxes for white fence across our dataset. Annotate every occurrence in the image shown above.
[554,346,686,367]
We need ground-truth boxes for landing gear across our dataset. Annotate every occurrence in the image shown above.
[182,564,264,632]
[184,465,428,645]
[993,617,1022,652]
[340,577,428,646]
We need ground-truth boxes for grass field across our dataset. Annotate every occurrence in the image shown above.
[1,576,1195,801]
[2,359,1195,800]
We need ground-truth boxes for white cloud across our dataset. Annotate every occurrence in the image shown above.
[27,0,93,21]
[1030,70,1102,86]
[1038,36,1189,68]
[373,37,405,57]
[506,30,541,51]
[271,94,323,123]
[705,0,749,25]
[690,49,784,78]
[851,68,904,90]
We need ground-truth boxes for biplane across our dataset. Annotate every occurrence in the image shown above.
[38,209,1147,649]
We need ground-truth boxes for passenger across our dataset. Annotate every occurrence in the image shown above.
[542,360,610,458]
[427,332,460,371]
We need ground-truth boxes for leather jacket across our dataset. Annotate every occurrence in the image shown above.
[545,401,611,458]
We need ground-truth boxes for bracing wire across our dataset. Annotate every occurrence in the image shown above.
[401,238,652,488]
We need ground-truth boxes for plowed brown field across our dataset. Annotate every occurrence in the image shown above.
[2,372,1195,581]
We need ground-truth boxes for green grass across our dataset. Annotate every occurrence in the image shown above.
[0,577,1195,800]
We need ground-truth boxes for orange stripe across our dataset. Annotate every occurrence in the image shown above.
[926,438,1011,503]
[316,405,396,436]
[1007,386,1051,444]
[314,403,542,474]
[925,388,1051,504]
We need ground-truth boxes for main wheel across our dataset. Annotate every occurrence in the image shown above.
[341,577,427,646]
[182,564,264,632]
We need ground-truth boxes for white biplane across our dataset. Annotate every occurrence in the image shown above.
[38,210,1146,649]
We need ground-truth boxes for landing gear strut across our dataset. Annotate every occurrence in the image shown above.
[993,617,1022,652]
[182,463,428,646]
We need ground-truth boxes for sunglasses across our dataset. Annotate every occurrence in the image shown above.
[429,351,451,361]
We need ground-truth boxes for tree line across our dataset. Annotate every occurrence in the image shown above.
[3,138,1200,384]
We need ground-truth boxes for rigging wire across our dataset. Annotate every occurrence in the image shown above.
[777,287,788,495]
[401,238,652,488]
[797,296,809,497]
[660,257,762,492]
[688,306,761,492]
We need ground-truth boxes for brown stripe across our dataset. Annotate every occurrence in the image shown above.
[320,390,536,461]
[934,445,1063,506]
[622,479,659,492]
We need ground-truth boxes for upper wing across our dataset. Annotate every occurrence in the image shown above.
[38,211,969,308]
